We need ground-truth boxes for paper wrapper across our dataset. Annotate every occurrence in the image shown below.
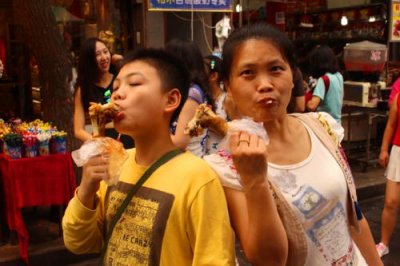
[218,117,269,152]
[71,137,128,186]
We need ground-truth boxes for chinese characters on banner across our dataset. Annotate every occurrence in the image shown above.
[391,0,400,41]
[148,0,232,12]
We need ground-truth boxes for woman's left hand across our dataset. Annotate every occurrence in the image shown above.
[229,131,268,189]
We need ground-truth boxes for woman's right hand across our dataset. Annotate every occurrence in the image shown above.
[229,131,268,190]
[379,150,389,167]
[77,154,109,209]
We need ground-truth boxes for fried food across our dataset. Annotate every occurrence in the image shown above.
[184,104,228,137]
[88,102,118,137]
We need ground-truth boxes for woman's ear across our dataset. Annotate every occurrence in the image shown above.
[164,88,181,114]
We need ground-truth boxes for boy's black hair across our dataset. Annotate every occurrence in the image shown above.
[308,45,339,78]
[119,48,190,124]
[165,39,215,110]
[221,22,297,82]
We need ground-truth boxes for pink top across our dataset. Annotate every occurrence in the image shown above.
[393,94,400,146]
[389,77,400,106]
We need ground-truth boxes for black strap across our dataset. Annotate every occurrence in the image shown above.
[99,148,183,264]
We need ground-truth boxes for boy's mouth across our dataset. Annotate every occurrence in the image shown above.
[114,111,124,122]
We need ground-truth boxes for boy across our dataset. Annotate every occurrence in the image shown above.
[62,48,235,265]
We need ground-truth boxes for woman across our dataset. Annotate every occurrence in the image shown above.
[376,93,400,257]
[166,39,214,157]
[73,37,133,147]
[205,23,382,265]
[306,45,343,124]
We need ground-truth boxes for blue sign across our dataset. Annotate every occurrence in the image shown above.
[148,0,232,12]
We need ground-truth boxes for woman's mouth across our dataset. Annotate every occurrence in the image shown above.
[258,98,276,107]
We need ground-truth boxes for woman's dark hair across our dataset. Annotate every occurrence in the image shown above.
[119,48,190,124]
[221,22,297,82]
[205,55,223,82]
[308,45,339,78]
[76,37,109,109]
[165,39,214,109]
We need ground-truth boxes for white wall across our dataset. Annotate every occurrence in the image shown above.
[145,11,164,48]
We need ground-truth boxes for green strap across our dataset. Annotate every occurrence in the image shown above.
[99,148,183,264]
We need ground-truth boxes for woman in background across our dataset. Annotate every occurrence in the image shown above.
[306,45,343,124]
[166,39,214,157]
[73,37,133,147]
[376,93,400,258]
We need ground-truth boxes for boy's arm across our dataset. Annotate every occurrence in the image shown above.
[63,155,109,254]
[188,178,235,266]
[307,77,325,111]
[62,191,104,254]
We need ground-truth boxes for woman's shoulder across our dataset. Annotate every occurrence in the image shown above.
[188,83,206,104]
[293,112,344,143]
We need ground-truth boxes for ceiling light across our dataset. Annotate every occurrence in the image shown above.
[341,15,348,26]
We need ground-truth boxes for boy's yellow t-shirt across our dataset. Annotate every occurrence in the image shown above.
[63,149,235,265]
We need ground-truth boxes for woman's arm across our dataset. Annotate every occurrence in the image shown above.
[171,98,199,150]
[226,132,288,265]
[379,93,398,167]
[350,217,383,266]
[74,87,93,142]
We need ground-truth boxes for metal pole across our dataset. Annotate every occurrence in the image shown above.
[239,0,243,28]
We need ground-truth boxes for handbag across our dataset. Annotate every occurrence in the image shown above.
[98,148,183,265]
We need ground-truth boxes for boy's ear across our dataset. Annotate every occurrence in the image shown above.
[164,88,181,113]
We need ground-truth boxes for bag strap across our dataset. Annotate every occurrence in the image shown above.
[322,74,330,94]
[291,113,361,231]
[99,148,183,264]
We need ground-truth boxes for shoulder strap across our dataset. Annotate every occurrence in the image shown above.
[268,181,308,266]
[99,148,183,264]
[290,113,361,231]
[322,75,330,93]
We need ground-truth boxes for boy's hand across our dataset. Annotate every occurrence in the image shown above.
[77,154,109,209]
[379,150,389,167]
[229,131,268,191]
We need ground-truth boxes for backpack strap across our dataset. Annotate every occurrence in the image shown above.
[322,74,330,94]
[290,113,361,232]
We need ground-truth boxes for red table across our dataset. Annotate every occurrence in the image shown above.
[0,153,76,264]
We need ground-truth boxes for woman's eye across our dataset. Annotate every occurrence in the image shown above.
[240,69,253,76]
[271,65,284,72]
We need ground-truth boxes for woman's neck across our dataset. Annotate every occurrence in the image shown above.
[96,72,113,87]
[211,83,222,101]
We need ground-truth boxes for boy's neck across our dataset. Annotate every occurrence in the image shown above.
[134,130,179,166]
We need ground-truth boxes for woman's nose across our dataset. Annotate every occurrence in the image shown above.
[257,75,273,92]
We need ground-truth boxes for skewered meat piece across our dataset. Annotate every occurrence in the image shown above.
[184,104,228,137]
[88,102,118,137]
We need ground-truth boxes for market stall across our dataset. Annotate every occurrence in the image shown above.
[0,119,75,263]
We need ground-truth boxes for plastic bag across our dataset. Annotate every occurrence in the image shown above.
[71,137,128,186]
[218,117,269,151]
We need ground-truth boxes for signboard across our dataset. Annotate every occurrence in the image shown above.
[390,0,400,41]
[148,0,233,12]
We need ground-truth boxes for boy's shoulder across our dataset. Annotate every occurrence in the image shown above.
[126,148,217,179]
